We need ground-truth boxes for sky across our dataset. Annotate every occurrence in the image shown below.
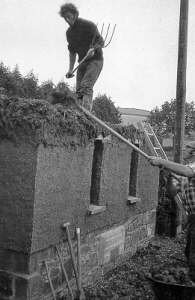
[0,0,195,110]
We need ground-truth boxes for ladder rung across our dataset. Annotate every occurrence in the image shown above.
[138,121,168,160]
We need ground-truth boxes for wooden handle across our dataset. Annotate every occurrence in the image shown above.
[72,54,89,74]
[64,226,80,290]
[44,261,57,300]
[77,104,149,160]
[76,228,82,295]
[56,246,74,299]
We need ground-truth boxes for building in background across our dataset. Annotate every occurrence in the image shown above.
[119,108,150,126]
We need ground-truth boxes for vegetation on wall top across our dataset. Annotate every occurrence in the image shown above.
[0,95,141,147]
[0,62,141,147]
[0,95,97,147]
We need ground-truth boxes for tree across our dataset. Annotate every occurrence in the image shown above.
[0,62,16,95]
[39,80,55,99]
[0,62,9,89]
[0,62,73,100]
[148,99,195,137]
[92,94,121,124]
[11,65,25,97]
[23,70,39,98]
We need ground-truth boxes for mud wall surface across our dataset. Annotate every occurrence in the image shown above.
[137,144,159,210]
[0,141,37,253]
[31,143,94,252]
[98,141,133,222]
[31,140,131,253]
[31,138,159,253]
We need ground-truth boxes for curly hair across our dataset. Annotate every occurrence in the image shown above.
[59,3,79,18]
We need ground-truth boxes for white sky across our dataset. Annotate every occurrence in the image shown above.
[0,0,195,110]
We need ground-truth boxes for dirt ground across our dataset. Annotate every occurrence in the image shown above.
[84,233,186,300]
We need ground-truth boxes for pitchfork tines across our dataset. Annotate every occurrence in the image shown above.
[101,23,116,47]
[92,23,116,48]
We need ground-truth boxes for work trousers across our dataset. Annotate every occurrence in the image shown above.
[185,214,195,281]
[76,59,103,111]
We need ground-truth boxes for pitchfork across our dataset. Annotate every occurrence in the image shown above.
[91,22,116,49]
[66,23,116,77]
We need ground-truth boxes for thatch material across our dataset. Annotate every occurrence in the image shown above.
[0,94,142,147]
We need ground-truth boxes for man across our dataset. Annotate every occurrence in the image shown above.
[148,141,195,281]
[59,3,104,111]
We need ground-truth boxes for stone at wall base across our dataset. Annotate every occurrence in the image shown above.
[0,270,43,300]
[127,196,141,205]
[87,204,106,215]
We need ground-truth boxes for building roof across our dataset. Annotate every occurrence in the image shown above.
[119,108,150,117]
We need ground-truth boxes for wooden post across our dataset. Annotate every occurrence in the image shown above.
[173,0,189,236]
[174,0,189,163]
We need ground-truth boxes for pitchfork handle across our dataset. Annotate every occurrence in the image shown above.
[76,104,149,160]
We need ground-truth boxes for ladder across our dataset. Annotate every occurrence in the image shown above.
[138,121,183,232]
[137,121,167,159]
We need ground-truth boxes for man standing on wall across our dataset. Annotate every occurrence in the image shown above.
[59,3,104,111]
[148,141,195,281]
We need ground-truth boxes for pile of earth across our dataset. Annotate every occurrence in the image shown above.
[84,233,187,299]
[0,95,140,147]
[0,95,97,146]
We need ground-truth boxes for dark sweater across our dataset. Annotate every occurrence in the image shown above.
[66,18,104,62]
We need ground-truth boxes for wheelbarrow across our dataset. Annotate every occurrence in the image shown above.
[147,276,195,300]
